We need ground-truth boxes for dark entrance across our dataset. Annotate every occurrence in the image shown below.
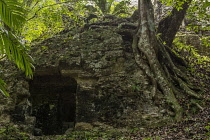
[29,75,77,135]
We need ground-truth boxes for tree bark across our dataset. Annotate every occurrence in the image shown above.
[133,0,201,121]
[157,0,192,47]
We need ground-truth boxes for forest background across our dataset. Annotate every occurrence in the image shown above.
[0,0,209,139]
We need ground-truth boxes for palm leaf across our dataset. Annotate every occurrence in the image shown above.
[0,0,34,96]
[0,29,34,78]
[0,79,9,96]
[0,0,27,30]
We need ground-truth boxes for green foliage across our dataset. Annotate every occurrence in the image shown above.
[64,1,89,26]
[0,123,30,140]
[131,84,141,92]
[201,36,210,47]
[173,38,210,87]
[112,0,132,16]
[22,0,65,43]
[143,136,161,140]
[0,0,34,96]
[205,123,210,137]
[0,0,26,30]
[159,0,187,10]
[21,0,133,43]
[159,0,209,35]
[186,0,210,33]
[56,129,128,140]
[159,0,174,6]
[0,30,34,76]
[86,0,132,17]
[0,79,9,96]
[173,38,210,67]
[90,0,115,14]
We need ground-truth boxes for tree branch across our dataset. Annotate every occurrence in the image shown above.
[157,0,192,47]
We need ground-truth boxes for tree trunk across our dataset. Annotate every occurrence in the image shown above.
[157,0,192,47]
[132,0,201,121]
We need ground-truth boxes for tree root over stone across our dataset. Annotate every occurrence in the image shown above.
[81,0,205,122]
[132,0,203,121]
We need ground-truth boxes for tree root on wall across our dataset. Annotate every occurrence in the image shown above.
[132,0,204,121]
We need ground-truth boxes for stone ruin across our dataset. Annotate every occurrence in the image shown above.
[0,18,207,136]
[0,25,165,135]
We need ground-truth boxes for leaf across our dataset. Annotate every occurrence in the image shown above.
[0,79,9,97]
[0,0,34,80]
[0,0,27,30]
[203,2,210,8]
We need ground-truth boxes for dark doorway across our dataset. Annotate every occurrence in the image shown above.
[29,75,77,135]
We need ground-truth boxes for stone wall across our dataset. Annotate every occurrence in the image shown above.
[0,25,192,135]
[29,27,156,128]
[0,61,35,133]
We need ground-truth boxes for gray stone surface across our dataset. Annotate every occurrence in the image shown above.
[1,23,205,134]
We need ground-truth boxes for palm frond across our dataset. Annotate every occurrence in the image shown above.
[0,0,27,30]
[0,0,34,96]
[0,79,9,96]
[0,29,34,78]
